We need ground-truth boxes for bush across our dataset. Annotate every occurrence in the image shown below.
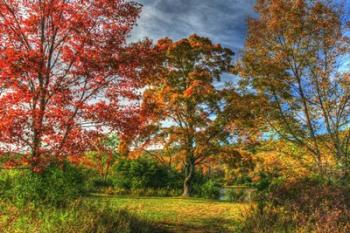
[0,171,12,196]
[6,170,43,207]
[225,189,247,202]
[79,167,101,192]
[113,157,182,190]
[252,171,279,192]
[241,176,350,233]
[1,163,86,207]
[40,163,86,206]
[197,180,221,199]
[91,178,114,190]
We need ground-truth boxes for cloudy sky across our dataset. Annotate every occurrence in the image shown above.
[130,0,256,54]
[130,0,256,87]
[129,0,350,86]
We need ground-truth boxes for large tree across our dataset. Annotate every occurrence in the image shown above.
[240,0,350,172]
[141,35,258,196]
[0,0,155,171]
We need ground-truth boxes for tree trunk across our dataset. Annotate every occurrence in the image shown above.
[182,159,195,197]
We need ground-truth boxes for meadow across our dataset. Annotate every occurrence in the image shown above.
[0,194,249,233]
[86,196,248,233]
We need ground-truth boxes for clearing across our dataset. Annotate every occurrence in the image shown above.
[89,196,250,233]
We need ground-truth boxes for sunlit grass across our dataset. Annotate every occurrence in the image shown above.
[88,196,250,233]
[1,195,251,233]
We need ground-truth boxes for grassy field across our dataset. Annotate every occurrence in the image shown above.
[88,196,250,233]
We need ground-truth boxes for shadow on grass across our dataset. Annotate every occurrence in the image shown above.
[154,217,239,233]
[87,195,241,233]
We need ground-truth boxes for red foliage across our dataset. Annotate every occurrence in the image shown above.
[0,0,155,170]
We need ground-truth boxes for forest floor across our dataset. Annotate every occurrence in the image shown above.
[88,195,250,233]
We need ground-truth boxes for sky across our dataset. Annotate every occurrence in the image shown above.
[130,0,256,55]
[128,0,350,136]
[130,0,350,54]
[129,0,350,87]
[130,0,256,87]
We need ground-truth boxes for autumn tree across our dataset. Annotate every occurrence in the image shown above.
[0,0,156,171]
[240,0,350,172]
[141,35,259,196]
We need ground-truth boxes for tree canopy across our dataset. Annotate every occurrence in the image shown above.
[0,0,157,171]
[140,35,259,196]
[240,0,350,171]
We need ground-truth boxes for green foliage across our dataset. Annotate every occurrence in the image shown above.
[111,157,228,199]
[79,167,101,192]
[195,179,221,199]
[1,196,247,233]
[225,189,247,202]
[0,172,11,196]
[113,157,182,190]
[41,163,85,207]
[233,175,253,186]
[103,133,120,150]
[6,170,43,207]
[253,171,280,192]
[0,163,86,207]
[94,178,114,187]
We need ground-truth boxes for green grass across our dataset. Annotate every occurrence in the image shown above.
[1,195,250,233]
[87,195,250,233]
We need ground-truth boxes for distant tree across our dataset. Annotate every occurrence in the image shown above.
[0,0,156,171]
[240,0,350,172]
[141,35,259,196]
[85,134,120,181]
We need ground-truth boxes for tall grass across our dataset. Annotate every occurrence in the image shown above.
[0,199,164,233]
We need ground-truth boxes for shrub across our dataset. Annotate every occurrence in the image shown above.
[81,167,116,193]
[239,205,297,233]
[252,171,278,192]
[113,157,182,190]
[241,176,350,233]
[133,188,182,197]
[198,180,221,199]
[130,188,145,196]
[154,188,171,197]
[79,168,101,192]
[225,189,247,202]
[91,178,114,190]
[0,170,12,196]
[168,189,182,197]
[6,170,43,207]
[40,163,86,206]
[1,163,86,207]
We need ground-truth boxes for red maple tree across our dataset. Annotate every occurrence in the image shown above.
[0,0,154,171]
